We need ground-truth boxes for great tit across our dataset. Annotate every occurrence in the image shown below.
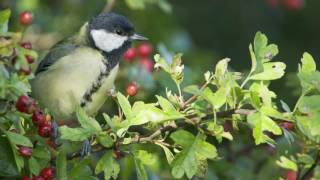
[31,13,147,123]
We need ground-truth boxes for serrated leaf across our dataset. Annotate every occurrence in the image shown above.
[134,158,148,180]
[247,112,282,145]
[215,58,230,77]
[59,126,92,141]
[155,142,174,164]
[300,52,316,73]
[69,158,93,179]
[57,150,67,180]
[260,106,286,120]
[117,92,132,118]
[170,130,217,179]
[298,95,320,114]
[76,108,101,132]
[6,131,33,147]
[249,62,286,80]
[276,156,297,171]
[201,87,228,109]
[28,157,40,175]
[133,150,156,166]
[95,151,120,180]
[97,133,113,148]
[0,9,11,32]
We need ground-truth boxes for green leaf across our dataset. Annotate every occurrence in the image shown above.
[133,150,156,166]
[28,157,40,175]
[260,106,286,120]
[97,133,113,148]
[201,87,228,109]
[95,151,120,180]
[59,126,92,141]
[154,54,170,73]
[156,95,176,113]
[183,85,200,95]
[247,112,282,145]
[155,142,174,164]
[125,0,145,10]
[276,156,297,171]
[56,150,67,180]
[170,130,217,179]
[298,95,320,114]
[0,9,11,32]
[215,58,230,77]
[117,92,132,118]
[134,158,148,180]
[6,131,33,147]
[249,62,286,80]
[76,107,102,132]
[32,146,50,159]
[69,158,93,179]
[300,52,316,73]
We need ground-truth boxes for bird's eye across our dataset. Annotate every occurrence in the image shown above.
[115,29,124,36]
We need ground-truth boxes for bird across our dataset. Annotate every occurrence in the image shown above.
[31,12,147,125]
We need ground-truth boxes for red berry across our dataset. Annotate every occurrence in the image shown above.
[38,124,52,138]
[26,55,34,64]
[21,42,32,49]
[31,176,45,180]
[283,0,304,11]
[266,0,280,7]
[16,95,36,114]
[40,167,55,180]
[284,170,297,180]
[126,82,139,96]
[280,121,294,131]
[123,48,137,61]
[46,140,58,149]
[18,146,32,157]
[139,58,154,72]
[20,176,30,180]
[32,110,46,126]
[137,43,153,57]
[19,11,33,25]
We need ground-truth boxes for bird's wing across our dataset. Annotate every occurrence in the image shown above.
[35,38,78,75]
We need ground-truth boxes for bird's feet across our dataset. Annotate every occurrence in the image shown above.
[79,139,91,157]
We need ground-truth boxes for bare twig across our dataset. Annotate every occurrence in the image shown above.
[101,0,117,13]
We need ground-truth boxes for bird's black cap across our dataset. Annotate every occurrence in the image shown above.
[88,12,135,36]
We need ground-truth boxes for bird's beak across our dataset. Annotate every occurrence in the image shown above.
[130,33,148,41]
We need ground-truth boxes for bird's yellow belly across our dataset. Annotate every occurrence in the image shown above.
[31,48,118,121]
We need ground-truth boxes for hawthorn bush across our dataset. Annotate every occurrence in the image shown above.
[1,6,320,180]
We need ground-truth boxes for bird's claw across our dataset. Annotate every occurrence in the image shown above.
[80,139,91,157]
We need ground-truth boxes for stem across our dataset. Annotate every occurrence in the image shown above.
[181,82,209,108]
[240,71,253,88]
[301,151,320,180]
[293,88,311,113]
[101,0,117,13]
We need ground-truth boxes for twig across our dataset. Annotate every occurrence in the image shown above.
[101,0,117,13]
[301,151,320,180]
[181,82,209,108]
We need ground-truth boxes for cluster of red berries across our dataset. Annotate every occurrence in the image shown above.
[123,43,154,72]
[16,95,53,138]
[20,167,55,180]
[266,0,304,10]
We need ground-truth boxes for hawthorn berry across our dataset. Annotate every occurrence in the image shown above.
[137,43,153,57]
[32,110,46,126]
[19,11,33,26]
[123,48,137,61]
[16,95,36,114]
[21,42,32,50]
[126,82,139,96]
[284,170,297,180]
[26,55,35,64]
[38,124,52,138]
[40,167,55,180]
[20,176,30,180]
[283,0,304,11]
[18,146,32,157]
[31,176,45,180]
[139,58,154,72]
[280,121,294,131]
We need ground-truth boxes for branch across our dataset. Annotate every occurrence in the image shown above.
[301,151,320,180]
[101,0,117,13]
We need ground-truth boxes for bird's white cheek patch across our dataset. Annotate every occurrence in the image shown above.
[91,29,127,52]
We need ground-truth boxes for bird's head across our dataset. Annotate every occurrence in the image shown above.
[88,12,147,53]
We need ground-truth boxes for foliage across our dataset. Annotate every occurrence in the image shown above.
[1,6,320,180]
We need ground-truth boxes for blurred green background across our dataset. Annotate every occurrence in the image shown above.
[1,0,318,179]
